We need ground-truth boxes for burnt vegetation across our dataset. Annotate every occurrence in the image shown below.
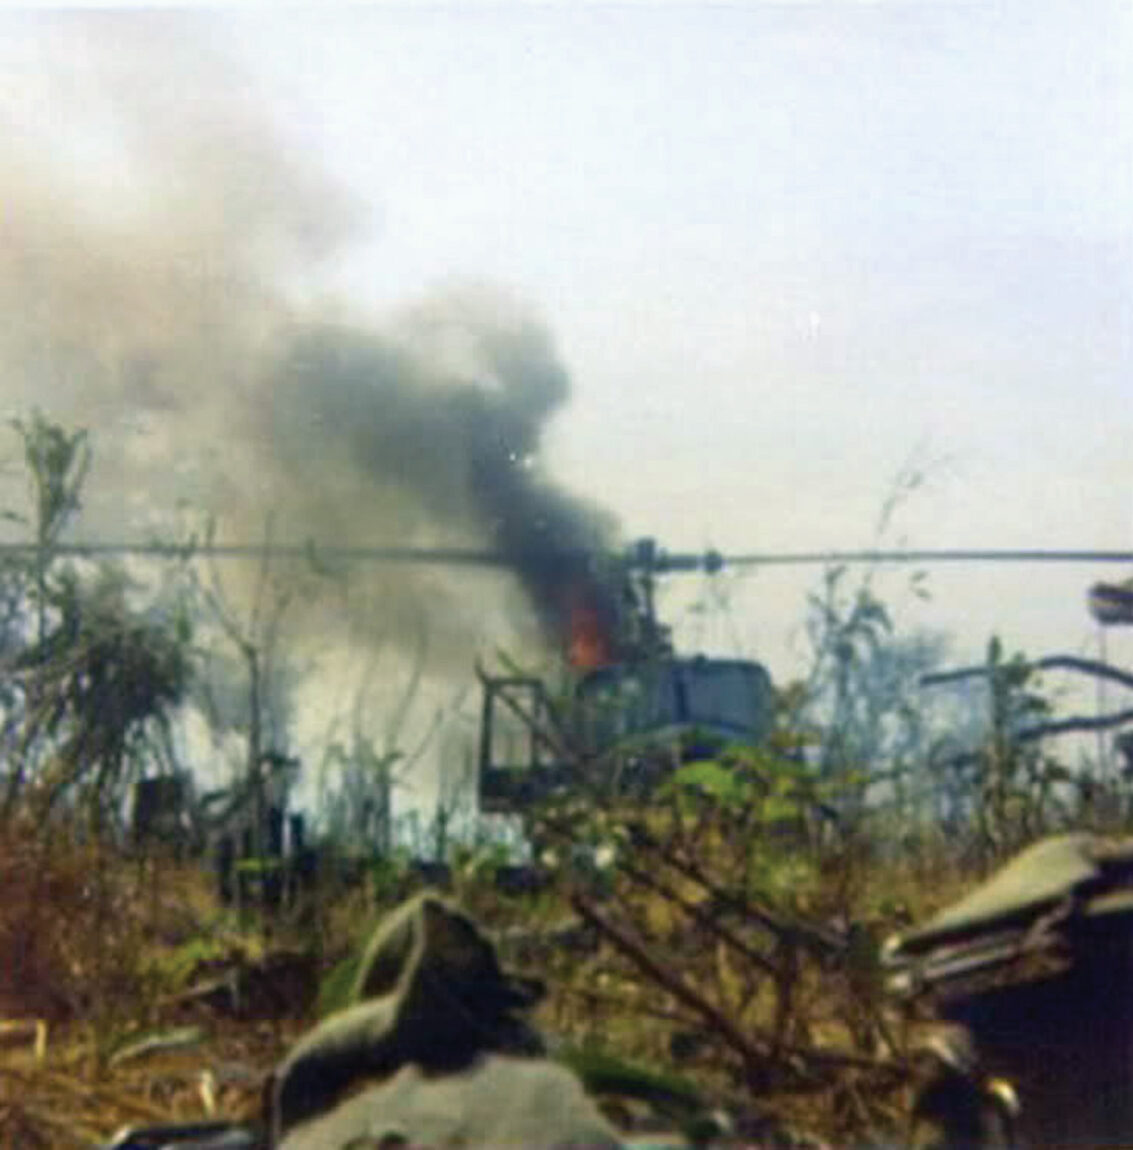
[0,416,1130,1147]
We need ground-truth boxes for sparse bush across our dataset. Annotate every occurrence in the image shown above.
[0,820,167,1066]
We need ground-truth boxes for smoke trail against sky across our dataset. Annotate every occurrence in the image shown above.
[0,13,617,669]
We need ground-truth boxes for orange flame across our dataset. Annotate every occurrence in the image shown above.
[567,594,614,669]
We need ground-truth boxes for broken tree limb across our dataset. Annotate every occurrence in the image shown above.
[570,891,775,1091]
[570,895,893,1089]
[624,820,846,959]
[613,852,783,981]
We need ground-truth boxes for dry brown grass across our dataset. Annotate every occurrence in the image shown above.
[0,821,302,1144]
[0,822,141,1025]
[0,814,996,1148]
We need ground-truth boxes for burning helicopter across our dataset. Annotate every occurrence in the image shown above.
[476,537,776,814]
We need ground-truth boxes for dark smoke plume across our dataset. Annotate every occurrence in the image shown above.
[0,14,618,667]
[271,309,616,645]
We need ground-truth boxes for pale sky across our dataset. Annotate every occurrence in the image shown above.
[232,4,1132,539]
[2,3,1131,747]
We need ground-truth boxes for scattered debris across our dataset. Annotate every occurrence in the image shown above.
[109,1027,205,1069]
[886,834,1133,1146]
[0,1018,47,1061]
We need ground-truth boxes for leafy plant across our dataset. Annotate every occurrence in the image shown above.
[0,416,195,829]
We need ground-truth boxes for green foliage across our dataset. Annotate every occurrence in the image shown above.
[789,555,960,836]
[316,951,363,1019]
[558,1042,708,1125]
[6,567,194,821]
[144,934,233,991]
[662,760,746,807]
[970,635,1065,858]
[11,409,90,550]
[317,734,400,853]
[662,744,838,835]
[368,850,415,903]
[0,414,196,827]
[235,857,285,876]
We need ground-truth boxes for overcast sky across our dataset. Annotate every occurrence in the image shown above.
[2,3,1131,718]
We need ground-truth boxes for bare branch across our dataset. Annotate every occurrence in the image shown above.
[571,892,775,1084]
[922,654,1133,693]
